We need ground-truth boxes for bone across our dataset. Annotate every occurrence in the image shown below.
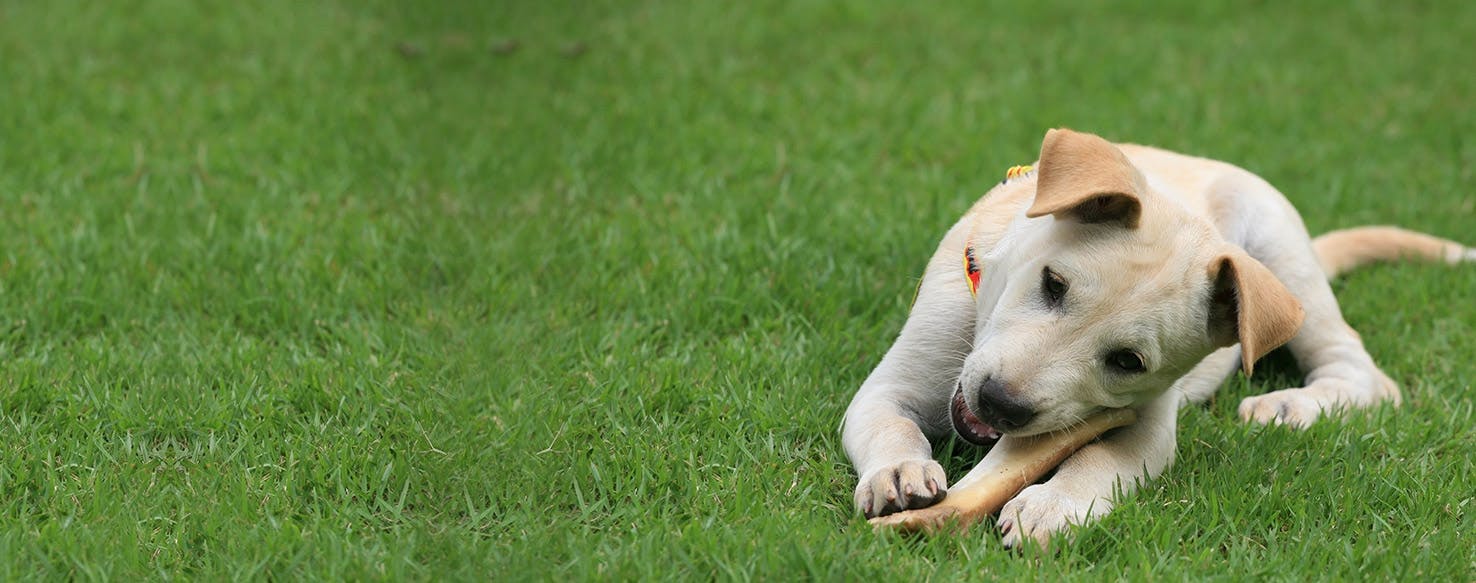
[868,408,1137,534]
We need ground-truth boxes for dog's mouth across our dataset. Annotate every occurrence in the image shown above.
[950,383,1001,446]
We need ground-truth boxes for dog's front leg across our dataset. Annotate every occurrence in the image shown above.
[843,224,979,518]
[992,346,1244,548]
[997,390,1179,548]
[841,304,970,517]
[843,388,950,518]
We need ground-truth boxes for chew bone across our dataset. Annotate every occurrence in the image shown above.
[869,408,1137,534]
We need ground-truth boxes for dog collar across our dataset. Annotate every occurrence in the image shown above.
[1003,164,1033,182]
[962,164,1034,296]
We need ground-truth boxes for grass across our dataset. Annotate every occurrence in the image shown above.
[0,0,1473,579]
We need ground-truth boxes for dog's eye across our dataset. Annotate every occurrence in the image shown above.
[1106,350,1146,373]
[1041,267,1068,306]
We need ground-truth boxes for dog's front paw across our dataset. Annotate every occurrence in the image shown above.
[998,483,1111,549]
[854,459,947,518]
[1238,388,1322,428]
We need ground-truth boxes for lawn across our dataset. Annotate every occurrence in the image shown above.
[1,0,1473,579]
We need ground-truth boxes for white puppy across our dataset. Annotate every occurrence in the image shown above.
[842,128,1473,547]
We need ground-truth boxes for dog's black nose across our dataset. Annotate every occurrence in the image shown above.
[976,377,1036,430]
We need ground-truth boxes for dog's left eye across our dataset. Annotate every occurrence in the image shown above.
[1106,350,1146,373]
[1041,267,1068,307]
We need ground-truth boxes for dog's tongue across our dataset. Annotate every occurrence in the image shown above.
[951,385,1001,446]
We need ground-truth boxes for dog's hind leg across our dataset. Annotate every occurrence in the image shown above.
[1235,233,1400,428]
[1238,328,1399,428]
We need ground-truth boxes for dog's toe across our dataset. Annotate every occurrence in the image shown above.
[998,483,1108,549]
[854,459,948,518]
[1239,390,1322,428]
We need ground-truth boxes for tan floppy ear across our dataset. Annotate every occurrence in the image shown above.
[1207,249,1306,375]
[1026,128,1147,228]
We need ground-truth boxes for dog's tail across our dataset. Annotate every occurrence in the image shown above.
[1312,226,1474,279]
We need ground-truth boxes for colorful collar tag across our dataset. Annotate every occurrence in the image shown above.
[963,246,982,296]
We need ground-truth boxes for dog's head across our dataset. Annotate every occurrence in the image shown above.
[951,129,1304,442]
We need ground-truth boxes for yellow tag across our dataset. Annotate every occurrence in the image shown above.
[1005,164,1033,180]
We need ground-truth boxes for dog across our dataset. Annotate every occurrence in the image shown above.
[841,128,1473,548]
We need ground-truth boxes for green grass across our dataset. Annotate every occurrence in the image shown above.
[1,0,1473,579]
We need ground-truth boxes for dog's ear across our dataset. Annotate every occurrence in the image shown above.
[1027,128,1147,228]
[1207,249,1305,375]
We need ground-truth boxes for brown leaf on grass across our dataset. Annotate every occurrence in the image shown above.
[395,42,424,58]
[559,41,588,58]
[490,38,521,55]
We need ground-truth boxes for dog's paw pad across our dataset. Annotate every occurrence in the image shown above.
[854,460,947,518]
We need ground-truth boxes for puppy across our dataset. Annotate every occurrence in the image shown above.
[842,128,1473,547]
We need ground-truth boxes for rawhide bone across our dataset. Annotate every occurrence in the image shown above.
[869,407,1137,534]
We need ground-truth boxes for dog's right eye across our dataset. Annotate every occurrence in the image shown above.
[1106,349,1146,373]
[1041,267,1068,307]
